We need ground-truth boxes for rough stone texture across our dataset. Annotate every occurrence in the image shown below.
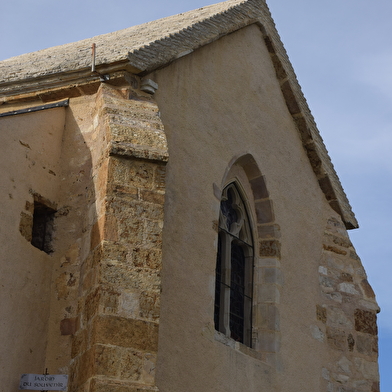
[317,216,379,391]
[68,83,167,392]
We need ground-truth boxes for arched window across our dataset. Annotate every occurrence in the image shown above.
[214,183,254,347]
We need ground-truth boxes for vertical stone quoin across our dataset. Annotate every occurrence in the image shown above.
[316,216,379,392]
[69,80,168,392]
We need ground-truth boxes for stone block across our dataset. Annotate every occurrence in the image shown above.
[262,267,282,285]
[319,275,335,290]
[337,356,352,374]
[323,244,347,256]
[326,217,347,236]
[316,305,327,324]
[360,279,376,299]
[154,165,166,190]
[87,344,147,382]
[93,315,159,351]
[310,325,325,342]
[254,200,274,223]
[118,291,140,318]
[131,247,162,270]
[71,328,88,359]
[321,293,341,306]
[259,240,281,258]
[141,353,157,385]
[140,190,165,205]
[356,334,377,357]
[326,327,346,350]
[85,288,101,323]
[354,358,379,379]
[249,175,269,199]
[100,262,161,292]
[110,184,139,200]
[257,224,281,239]
[281,80,300,114]
[355,309,377,335]
[109,157,155,190]
[338,283,359,296]
[89,377,158,392]
[319,266,328,275]
[339,272,353,282]
[69,347,95,390]
[139,291,160,321]
[144,219,163,247]
[327,307,353,329]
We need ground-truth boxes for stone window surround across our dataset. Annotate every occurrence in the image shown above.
[213,153,282,367]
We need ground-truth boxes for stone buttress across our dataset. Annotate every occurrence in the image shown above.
[69,81,168,392]
[314,216,379,392]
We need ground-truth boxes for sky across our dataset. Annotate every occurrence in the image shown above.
[1,0,391,389]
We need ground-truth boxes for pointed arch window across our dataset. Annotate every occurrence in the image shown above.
[214,183,254,347]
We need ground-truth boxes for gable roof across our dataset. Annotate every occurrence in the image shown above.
[0,0,358,229]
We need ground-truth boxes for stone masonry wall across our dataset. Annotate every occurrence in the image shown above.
[312,216,379,392]
[69,81,168,392]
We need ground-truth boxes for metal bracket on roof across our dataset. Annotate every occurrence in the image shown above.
[91,43,110,82]
[0,99,69,117]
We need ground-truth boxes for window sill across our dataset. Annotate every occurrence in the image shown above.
[213,330,265,362]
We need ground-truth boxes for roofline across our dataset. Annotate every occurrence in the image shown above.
[0,0,357,229]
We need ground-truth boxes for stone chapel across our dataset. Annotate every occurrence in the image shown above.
[0,0,379,391]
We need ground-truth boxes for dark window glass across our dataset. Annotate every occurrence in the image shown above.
[214,183,253,347]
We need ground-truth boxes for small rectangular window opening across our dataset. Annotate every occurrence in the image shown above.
[31,201,56,254]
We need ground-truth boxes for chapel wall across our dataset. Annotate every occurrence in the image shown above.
[0,106,66,390]
[148,23,378,392]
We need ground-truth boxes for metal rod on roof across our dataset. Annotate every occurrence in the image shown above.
[90,43,109,82]
[91,43,96,73]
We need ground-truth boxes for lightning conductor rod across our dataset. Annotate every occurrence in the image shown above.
[91,43,97,73]
[91,43,109,82]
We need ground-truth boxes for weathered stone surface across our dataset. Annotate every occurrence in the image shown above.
[60,317,78,336]
[328,307,353,329]
[93,315,159,351]
[361,279,376,299]
[311,325,325,342]
[249,175,269,199]
[354,358,379,379]
[355,309,378,335]
[131,247,162,270]
[326,327,346,350]
[262,267,282,285]
[356,334,378,357]
[89,377,158,392]
[347,333,355,352]
[316,305,327,324]
[259,240,281,258]
[338,283,359,296]
[257,224,281,239]
[254,199,274,223]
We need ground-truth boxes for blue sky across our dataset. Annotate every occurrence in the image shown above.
[1,0,391,389]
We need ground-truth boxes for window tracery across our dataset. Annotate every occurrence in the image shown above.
[214,183,254,347]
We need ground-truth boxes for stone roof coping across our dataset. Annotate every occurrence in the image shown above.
[0,0,358,229]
